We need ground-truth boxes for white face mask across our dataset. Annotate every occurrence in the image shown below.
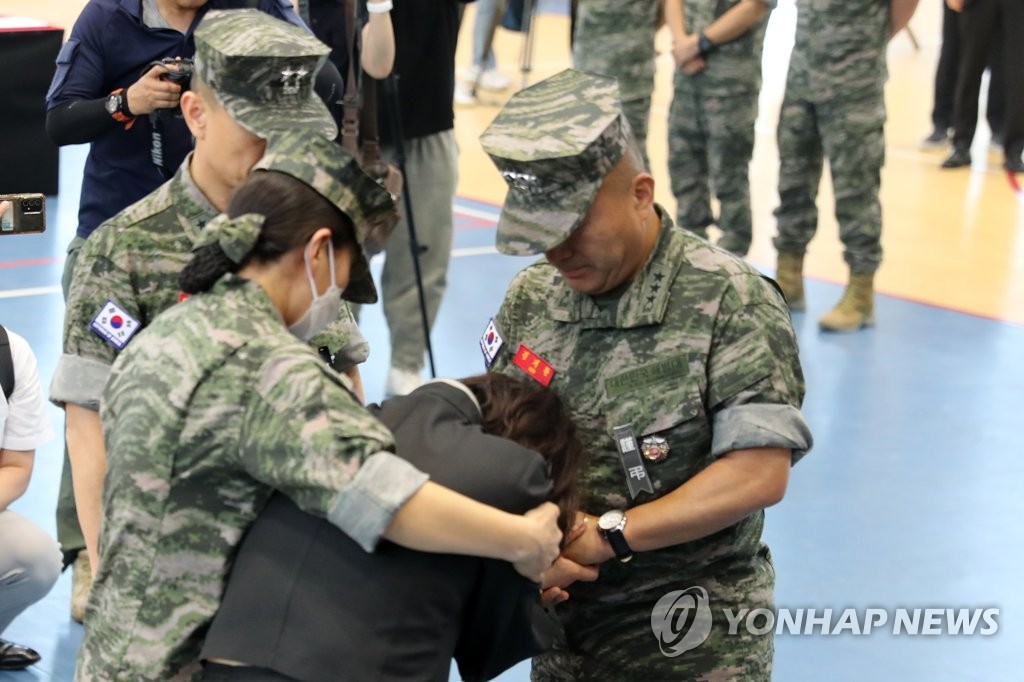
[288,239,343,341]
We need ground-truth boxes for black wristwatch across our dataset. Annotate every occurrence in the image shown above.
[597,509,633,563]
[697,31,717,58]
[105,88,134,123]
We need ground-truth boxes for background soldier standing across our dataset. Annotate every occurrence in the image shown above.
[773,0,919,331]
[50,10,369,607]
[481,69,813,680]
[572,0,660,167]
[665,0,773,256]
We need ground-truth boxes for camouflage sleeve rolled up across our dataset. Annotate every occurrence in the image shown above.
[51,224,137,409]
[236,348,427,551]
[704,274,813,460]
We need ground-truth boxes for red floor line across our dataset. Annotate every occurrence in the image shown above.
[0,256,61,269]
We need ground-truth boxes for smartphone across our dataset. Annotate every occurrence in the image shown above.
[0,194,47,235]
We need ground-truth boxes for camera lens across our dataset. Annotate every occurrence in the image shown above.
[21,198,42,213]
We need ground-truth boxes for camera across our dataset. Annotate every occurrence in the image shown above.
[151,57,194,93]
[0,193,46,235]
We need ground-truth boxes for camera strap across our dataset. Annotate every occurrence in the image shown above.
[341,0,386,178]
[0,325,14,402]
[150,112,173,180]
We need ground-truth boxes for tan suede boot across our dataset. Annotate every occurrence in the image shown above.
[819,272,875,332]
[775,252,806,311]
[70,552,93,623]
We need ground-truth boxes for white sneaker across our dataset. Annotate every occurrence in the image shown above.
[478,68,511,91]
[385,367,423,397]
[454,82,477,106]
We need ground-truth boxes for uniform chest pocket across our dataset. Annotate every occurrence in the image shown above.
[624,392,713,495]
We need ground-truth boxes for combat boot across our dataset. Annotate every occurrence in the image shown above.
[819,272,875,332]
[70,552,92,623]
[775,252,806,311]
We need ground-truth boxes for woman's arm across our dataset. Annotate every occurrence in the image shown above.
[384,483,562,582]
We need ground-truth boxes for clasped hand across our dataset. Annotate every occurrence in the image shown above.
[672,34,706,76]
[538,512,608,607]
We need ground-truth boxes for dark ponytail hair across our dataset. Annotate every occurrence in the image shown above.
[460,373,585,540]
[180,170,357,294]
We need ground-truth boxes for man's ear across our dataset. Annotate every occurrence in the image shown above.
[181,91,206,139]
[632,173,656,216]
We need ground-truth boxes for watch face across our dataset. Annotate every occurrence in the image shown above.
[106,94,121,115]
[598,509,625,532]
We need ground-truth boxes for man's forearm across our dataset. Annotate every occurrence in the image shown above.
[663,0,688,43]
[65,403,108,575]
[361,13,395,79]
[703,0,769,46]
[624,447,791,553]
[46,99,119,146]
[890,0,920,37]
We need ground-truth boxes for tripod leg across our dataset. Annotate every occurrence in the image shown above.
[381,76,438,379]
[519,0,538,89]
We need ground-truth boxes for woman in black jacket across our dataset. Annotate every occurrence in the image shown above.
[201,373,585,682]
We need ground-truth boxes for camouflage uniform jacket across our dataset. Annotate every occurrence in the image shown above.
[789,0,891,101]
[51,157,368,410]
[491,207,812,602]
[76,274,427,682]
[683,0,775,96]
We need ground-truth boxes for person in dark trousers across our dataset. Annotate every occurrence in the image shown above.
[923,0,1003,148]
[200,374,589,682]
[941,0,1024,171]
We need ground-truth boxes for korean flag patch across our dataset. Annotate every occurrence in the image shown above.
[479,318,504,367]
[90,300,140,350]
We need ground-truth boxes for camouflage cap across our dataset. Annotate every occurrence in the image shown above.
[255,130,399,304]
[194,9,336,140]
[480,69,632,256]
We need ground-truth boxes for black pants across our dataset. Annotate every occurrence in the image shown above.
[951,0,1024,156]
[932,1,1003,134]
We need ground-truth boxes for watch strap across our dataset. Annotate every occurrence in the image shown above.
[698,32,717,58]
[109,88,136,127]
[605,527,633,562]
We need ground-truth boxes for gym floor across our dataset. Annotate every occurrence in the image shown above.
[1,1,1021,680]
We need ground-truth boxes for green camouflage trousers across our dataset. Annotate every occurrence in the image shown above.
[668,72,758,255]
[531,547,776,681]
[572,0,658,167]
[773,90,885,274]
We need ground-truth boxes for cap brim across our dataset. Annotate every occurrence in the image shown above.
[495,180,600,256]
[342,252,378,305]
[221,93,338,141]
